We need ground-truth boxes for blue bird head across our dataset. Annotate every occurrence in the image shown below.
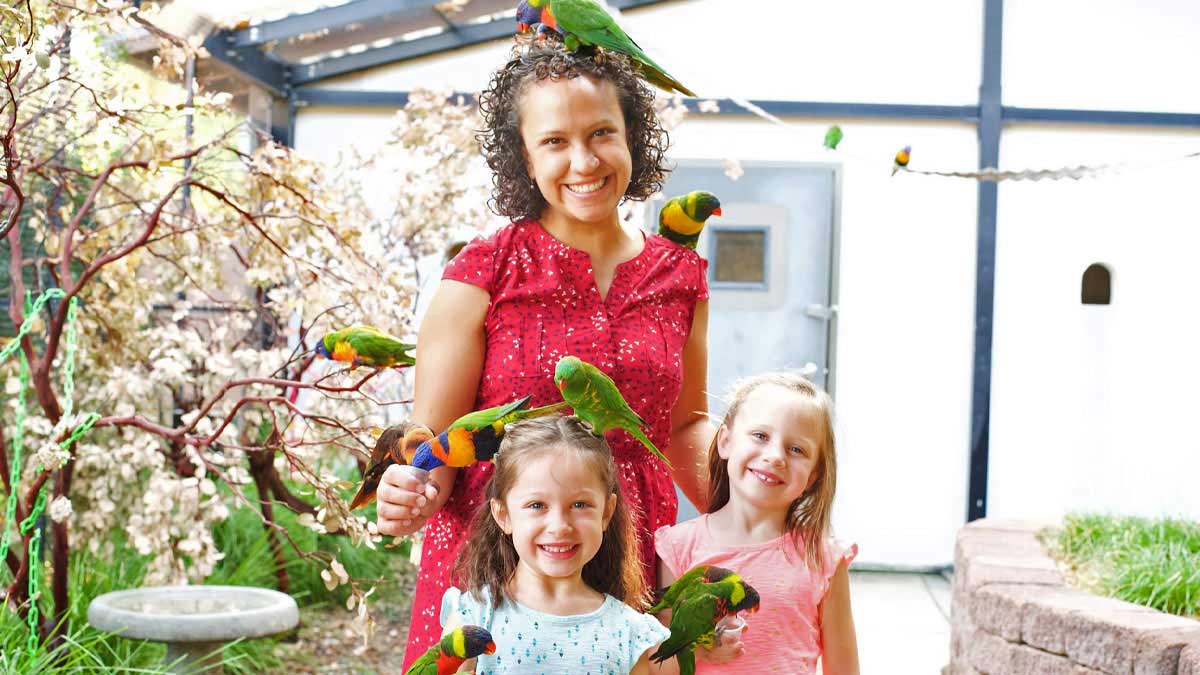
[314,340,332,359]
[516,1,541,33]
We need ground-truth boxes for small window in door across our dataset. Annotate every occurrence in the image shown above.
[1081,263,1111,305]
[709,226,768,290]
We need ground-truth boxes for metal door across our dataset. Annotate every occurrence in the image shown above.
[649,160,840,521]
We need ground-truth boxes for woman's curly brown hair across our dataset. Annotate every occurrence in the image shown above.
[477,39,670,221]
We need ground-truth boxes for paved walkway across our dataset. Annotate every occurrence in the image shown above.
[834,571,953,674]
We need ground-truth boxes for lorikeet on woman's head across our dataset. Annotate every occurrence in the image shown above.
[520,0,696,97]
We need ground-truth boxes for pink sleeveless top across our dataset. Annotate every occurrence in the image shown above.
[401,219,709,669]
[655,515,857,675]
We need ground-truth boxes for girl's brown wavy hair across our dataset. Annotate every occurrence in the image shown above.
[453,415,647,609]
[705,372,839,573]
[477,38,669,221]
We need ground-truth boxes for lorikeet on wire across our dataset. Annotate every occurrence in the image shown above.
[520,0,696,97]
[892,145,911,176]
[650,579,761,675]
[658,191,722,250]
[348,422,434,510]
[408,396,570,472]
[404,624,496,675]
[315,325,415,368]
[553,355,670,467]
[649,564,740,614]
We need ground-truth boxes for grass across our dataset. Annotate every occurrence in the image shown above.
[1040,513,1200,619]
[0,478,414,674]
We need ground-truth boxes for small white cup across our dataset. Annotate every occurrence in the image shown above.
[715,615,747,646]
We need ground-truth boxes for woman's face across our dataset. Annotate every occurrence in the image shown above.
[518,75,632,229]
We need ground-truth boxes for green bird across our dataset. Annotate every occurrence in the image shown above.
[525,0,696,97]
[658,191,722,250]
[824,124,844,150]
[650,579,761,675]
[553,355,671,467]
[404,624,496,675]
[649,564,740,614]
[315,325,415,368]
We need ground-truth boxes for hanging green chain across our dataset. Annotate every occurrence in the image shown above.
[0,290,96,653]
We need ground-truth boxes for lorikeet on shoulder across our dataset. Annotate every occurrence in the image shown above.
[520,0,696,97]
[315,325,415,368]
[404,624,496,675]
[658,191,722,250]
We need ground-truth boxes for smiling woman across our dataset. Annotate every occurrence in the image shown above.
[373,38,716,672]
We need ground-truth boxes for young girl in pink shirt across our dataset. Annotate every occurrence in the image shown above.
[653,372,860,674]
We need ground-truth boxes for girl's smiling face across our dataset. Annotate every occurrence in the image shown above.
[491,447,616,582]
[717,384,825,512]
[518,75,632,229]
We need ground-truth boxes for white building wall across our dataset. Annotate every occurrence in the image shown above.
[292,0,1200,568]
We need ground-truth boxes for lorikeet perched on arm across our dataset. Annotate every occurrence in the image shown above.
[658,191,722,250]
[404,624,496,675]
[348,397,568,508]
[521,0,696,97]
[650,578,761,675]
[648,564,739,614]
[407,395,569,472]
[553,355,671,467]
[315,325,416,368]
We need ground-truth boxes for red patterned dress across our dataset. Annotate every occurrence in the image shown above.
[401,218,709,668]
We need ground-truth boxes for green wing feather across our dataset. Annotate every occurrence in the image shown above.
[578,361,670,466]
[649,565,708,613]
[402,646,438,675]
[448,395,533,431]
[551,0,695,96]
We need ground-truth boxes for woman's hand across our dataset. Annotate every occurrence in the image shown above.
[376,464,441,537]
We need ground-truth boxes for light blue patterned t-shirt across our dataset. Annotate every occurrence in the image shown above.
[440,586,669,675]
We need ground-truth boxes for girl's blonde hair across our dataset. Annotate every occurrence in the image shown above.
[705,372,838,572]
[453,415,646,609]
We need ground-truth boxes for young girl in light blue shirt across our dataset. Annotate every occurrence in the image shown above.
[440,415,668,674]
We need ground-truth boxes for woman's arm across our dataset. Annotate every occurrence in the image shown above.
[819,559,861,675]
[376,279,488,537]
[667,301,713,512]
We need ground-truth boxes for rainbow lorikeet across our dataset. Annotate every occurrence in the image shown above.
[892,145,911,176]
[553,355,671,467]
[404,624,496,675]
[348,422,434,510]
[408,395,570,472]
[315,325,415,368]
[650,578,761,675]
[658,191,722,251]
[649,564,739,614]
[520,0,696,97]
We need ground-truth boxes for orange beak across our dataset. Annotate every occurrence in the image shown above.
[712,207,723,216]
[517,22,530,33]
[485,641,497,655]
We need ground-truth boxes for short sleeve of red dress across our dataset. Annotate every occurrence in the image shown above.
[401,219,709,670]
